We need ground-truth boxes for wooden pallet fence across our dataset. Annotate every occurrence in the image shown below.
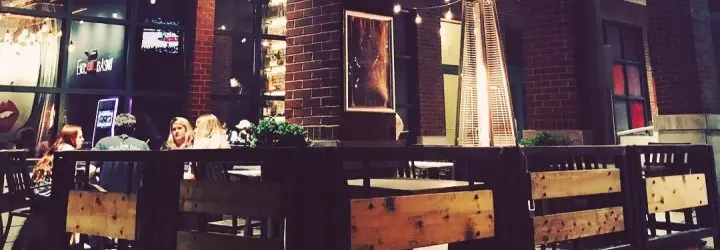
[349,190,494,250]
[66,190,138,240]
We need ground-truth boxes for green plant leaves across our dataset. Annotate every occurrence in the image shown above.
[520,131,573,146]
[249,118,309,147]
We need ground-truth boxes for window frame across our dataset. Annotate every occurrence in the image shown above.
[603,21,650,132]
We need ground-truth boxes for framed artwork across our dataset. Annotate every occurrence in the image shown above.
[344,11,395,113]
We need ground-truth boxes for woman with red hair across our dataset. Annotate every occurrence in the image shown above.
[32,125,84,191]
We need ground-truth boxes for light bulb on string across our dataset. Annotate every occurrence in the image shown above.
[150,0,156,4]
[393,3,402,14]
[444,9,453,20]
[415,14,422,24]
[68,41,75,52]
[3,30,11,43]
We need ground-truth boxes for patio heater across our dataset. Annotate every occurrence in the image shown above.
[455,0,516,147]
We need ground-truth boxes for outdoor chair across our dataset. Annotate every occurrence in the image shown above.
[2,151,33,245]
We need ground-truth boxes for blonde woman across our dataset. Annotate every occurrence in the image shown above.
[192,114,230,150]
[192,114,230,181]
[166,117,194,150]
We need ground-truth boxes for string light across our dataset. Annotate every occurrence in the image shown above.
[112,12,119,18]
[393,3,402,14]
[394,0,460,25]
[68,41,75,52]
[444,9,453,20]
[150,0,156,4]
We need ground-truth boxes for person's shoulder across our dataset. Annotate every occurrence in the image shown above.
[57,143,75,152]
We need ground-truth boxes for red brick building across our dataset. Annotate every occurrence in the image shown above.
[187,0,720,146]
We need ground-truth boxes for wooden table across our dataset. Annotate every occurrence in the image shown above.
[411,161,454,179]
[227,165,262,180]
[347,178,484,196]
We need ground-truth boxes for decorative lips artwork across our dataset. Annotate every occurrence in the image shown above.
[0,100,19,133]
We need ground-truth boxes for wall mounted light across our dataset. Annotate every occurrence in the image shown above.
[393,3,402,14]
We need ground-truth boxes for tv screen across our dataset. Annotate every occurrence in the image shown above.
[141,29,180,54]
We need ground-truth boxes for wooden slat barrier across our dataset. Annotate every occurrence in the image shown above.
[178,180,283,217]
[646,174,708,213]
[176,231,283,250]
[66,190,138,240]
[350,190,494,250]
[531,169,621,200]
[534,207,625,244]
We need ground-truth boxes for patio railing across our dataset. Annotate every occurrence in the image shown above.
[4,145,713,250]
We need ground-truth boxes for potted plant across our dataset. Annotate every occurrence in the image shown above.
[520,130,574,146]
[249,118,310,147]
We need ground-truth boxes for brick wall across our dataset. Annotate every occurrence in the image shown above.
[648,0,720,114]
[600,0,658,117]
[285,0,342,140]
[188,0,215,119]
[522,0,580,130]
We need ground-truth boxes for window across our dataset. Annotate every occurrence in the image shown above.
[211,0,286,125]
[604,23,649,132]
[0,0,191,149]
[441,20,461,145]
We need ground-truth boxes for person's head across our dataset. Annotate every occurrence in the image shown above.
[194,114,224,139]
[55,124,83,150]
[167,117,193,149]
[114,113,137,136]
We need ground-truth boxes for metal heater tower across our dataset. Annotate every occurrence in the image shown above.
[455,0,516,147]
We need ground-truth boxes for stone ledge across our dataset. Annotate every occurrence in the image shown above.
[653,114,720,130]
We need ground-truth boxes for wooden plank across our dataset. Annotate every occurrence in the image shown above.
[177,231,283,250]
[646,174,708,213]
[534,207,625,244]
[350,190,494,250]
[179,180,282,217]
[66,191,137,240]
[531,169,621,200]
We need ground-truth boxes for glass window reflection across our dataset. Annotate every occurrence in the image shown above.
[138,0,186,26]
[0,92,57,153]
[212,35,253,95]
[1,0,66,12]
[73,0,127,19]
[134,28,184,92]
[66,21,126,90]
[0,14,62,88]
[262,39,286,97]
[215,0,254,33]
[263,0,286,36]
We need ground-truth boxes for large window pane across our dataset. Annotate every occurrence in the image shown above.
[605,25,622,60]
[212,35,253,95]
[440,21,461,66]
[73,0,127,19]
[622,29,641,61]
[130,96,185,150]
[66,21,126,89]
[211,98,253,127]
[626,65,642,97]
[139,0,186,26]
[0,15,62,88]
[630,101,645,129]
[612,64,625,96]
[215,0,254,33]
[613,100,629,132]
[134,28,184,92]
[2,0,65,12]
[262,39,285,97]
[0,92,57,153]
[263,100,284,120]
[64,95,126,148]
[262,0,286,36]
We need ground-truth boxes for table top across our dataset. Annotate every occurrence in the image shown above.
[227,165,262,177]
[347,178,483,195]
[411,161,454,169]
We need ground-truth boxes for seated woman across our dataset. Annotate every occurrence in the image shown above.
[32,125,84,199]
